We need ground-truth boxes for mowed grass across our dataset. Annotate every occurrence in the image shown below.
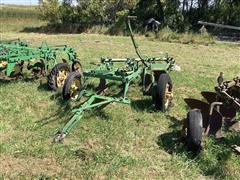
[0,4,240,176]
[0,32,239,179]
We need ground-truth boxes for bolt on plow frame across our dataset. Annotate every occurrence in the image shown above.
[182,74,240,153]
[53,16,177,143]
[0,38,80,90]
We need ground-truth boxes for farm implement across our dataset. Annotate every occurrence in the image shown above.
[53,16,176,142]
[182,74,240,153]
[0,38,80,90]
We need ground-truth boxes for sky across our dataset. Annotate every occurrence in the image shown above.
[0,0,39,5]
[0,0,78,5]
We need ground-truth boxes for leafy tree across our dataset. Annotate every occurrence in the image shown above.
[40,0,240,33]
[39,0,61,24]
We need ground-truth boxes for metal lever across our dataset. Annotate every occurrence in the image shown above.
[127,16,148,67]
[127,16,137,20]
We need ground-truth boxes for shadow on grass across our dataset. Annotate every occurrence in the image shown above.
[21,23,127,36]
[21,23,86,34]
[0,76,47,86]
[157,115,187,154]
[0,79,12,84]
[37,81,51,91]
[36,90,110,129]
[131,98,153,112]
[36,94,72,126]
[157,114,240,178]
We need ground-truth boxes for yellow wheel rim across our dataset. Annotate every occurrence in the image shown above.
[165,83,173,109]
[56,68,69,88]
[73,63,82,71]
[0,61,8,68]
[70,79,81,100]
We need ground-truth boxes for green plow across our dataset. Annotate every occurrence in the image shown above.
[53,16,177,142]
[0,39,78,90]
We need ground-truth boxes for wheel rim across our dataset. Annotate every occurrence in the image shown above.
[70,78,81,100]
[164,83,173,109]
[56,68,69,88]
[0,62,8,68]
[73,63,81,71]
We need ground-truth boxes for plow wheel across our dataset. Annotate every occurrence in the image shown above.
[0,61,8,69]
[0,50,9,71]
[63,71,82,101]
[48,63,70,91]
[186,109,203,152]
[154,73,173,112]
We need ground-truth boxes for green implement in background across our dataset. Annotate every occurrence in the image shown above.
[0,39,79,90]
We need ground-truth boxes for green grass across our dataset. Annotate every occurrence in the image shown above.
[0,32,239,179]
[145,28,216,45]
[0,5,46,32]
[0,6,240,179]
[0,5,40,19]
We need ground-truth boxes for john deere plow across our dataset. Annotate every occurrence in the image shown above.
[53,16,176,142]
[0,39,79,90]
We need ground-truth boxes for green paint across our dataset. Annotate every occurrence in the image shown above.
[54,17,176,142]
[0,39,77,78]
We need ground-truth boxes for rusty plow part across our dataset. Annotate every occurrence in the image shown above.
[208,104,224,138]
[201,90,237,123]
[219,105,237,122]
[184,98,224,138]
[201,91,217,104]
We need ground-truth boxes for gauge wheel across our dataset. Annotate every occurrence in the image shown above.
[47,63,70,91]
[63,71,82,101]
[154,73,173,112]
[186,109,203,152]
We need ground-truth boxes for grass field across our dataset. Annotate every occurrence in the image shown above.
[0,5,240,180]
[0,5,46,33]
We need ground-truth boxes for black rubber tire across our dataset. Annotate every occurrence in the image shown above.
[47,63,70,91]
[155,73,173,112]
[186,109,203,152]
[62,71,82,101]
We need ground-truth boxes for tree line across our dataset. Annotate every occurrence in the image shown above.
[40,0,240,33]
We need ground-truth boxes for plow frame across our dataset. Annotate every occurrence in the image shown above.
[0,39,77,77]
[53,17,176,142]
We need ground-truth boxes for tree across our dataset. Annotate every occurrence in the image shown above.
[40,0,240,33]
[39,0,61,24]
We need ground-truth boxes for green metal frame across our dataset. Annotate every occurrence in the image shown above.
[53,17,176,142]
[0,39,77,77]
